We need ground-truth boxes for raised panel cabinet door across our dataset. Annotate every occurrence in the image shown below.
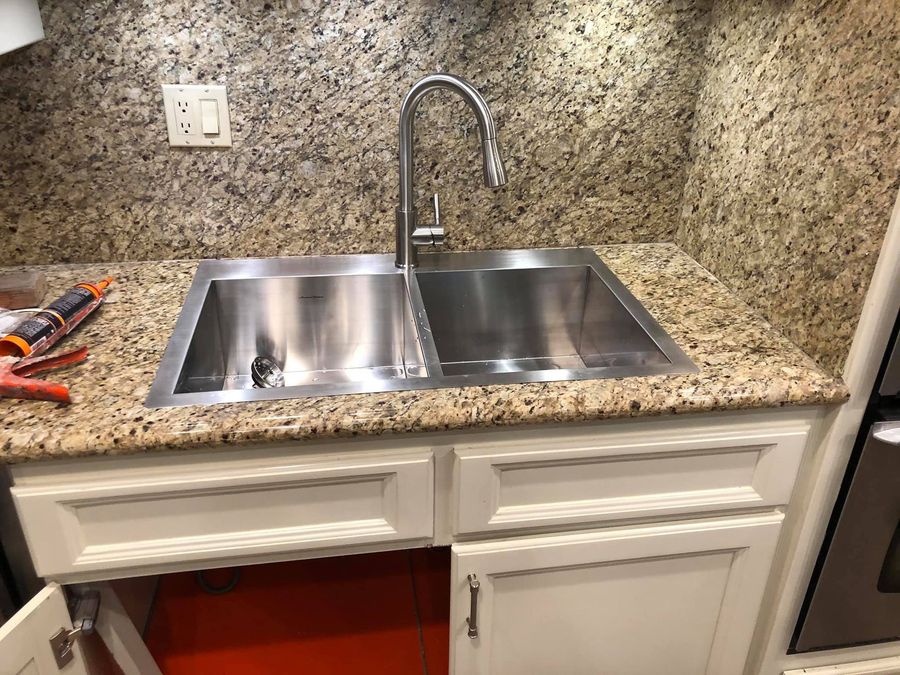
[450,512,784,675]
[0,583,89,675]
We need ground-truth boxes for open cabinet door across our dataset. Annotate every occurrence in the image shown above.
[0,582,90,675]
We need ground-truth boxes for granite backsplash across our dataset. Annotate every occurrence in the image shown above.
[676,0,900,375]
[0,0,898,378]
[0,0,711,263]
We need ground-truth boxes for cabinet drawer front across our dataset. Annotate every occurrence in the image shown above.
[12,449,433,579]
[453,423,809,535]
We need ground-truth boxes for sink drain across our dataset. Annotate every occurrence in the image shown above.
[251,356,285,388]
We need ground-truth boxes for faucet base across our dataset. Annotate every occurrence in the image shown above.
[395,207,418,268]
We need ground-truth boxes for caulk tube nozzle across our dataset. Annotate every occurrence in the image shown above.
[76,277,114,299]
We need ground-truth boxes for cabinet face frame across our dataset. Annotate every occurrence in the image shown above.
[450,513,785,675]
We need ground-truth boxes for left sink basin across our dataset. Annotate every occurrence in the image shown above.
[145,255,429,407]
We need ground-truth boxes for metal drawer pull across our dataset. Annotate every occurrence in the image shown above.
[466,574,480,639]
[874,423,900,446]
[50,590,100,668]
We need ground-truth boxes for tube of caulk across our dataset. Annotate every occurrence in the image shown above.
[0,277,114,358]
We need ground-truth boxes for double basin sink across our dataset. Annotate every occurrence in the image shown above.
[145,248,696,408]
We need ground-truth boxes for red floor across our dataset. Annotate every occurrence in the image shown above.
[145,549,451,675]
[410,548,451,675]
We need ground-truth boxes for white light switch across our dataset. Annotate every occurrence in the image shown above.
[161,84,232,148]
[200,99,219,135]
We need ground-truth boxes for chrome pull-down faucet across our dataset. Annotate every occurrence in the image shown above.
[395,73,508,268]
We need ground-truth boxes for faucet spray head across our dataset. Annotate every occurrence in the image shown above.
[482,137,508,188]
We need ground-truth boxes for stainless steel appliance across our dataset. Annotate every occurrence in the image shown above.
[793,313,900,652]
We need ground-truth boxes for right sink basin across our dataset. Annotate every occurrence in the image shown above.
[413,248,695,381]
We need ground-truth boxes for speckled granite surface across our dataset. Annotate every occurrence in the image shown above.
[676,0,900,375]
[0,0,710,264]
[0,244,846,463]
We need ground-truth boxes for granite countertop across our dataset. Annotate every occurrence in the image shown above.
[0,244,848,463]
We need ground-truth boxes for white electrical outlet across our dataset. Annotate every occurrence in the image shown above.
[161,84,232,148]
[173,96,193,136]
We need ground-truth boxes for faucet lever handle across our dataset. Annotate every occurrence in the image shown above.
[432,193,440,227]
[411,193,445,248]
[430,193,445,246]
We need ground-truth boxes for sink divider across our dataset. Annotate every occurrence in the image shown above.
[404,267,445,379]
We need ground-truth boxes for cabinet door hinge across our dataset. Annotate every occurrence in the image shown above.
[50,589,100,668]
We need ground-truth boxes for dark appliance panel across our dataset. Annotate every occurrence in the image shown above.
[794,418,900,652]
[881,335,900,397]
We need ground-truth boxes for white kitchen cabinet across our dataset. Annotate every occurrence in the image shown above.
[450,512,784,675]
[1,408,823,674]
[0,0,44,54]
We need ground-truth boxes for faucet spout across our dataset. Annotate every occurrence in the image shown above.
[395,73,507,268]
[482,137,507,188]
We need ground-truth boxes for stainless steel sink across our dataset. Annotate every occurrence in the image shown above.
[176,271,427,394]
[146,248,696,408]
[416,254,672,376]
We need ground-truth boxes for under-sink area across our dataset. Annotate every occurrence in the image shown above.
[145,248,696,408]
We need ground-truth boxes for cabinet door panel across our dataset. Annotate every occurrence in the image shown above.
[0,583,89,675]
[450,513,783,675]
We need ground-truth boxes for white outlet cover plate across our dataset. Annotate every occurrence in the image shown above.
[161,84,232,148]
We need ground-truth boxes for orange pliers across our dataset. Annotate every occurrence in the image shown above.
[0,346,89,404]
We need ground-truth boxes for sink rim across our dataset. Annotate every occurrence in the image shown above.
[145,248,697,408]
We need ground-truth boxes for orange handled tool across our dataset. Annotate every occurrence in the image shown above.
[0,347,89,404]
[0,276,112,403]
